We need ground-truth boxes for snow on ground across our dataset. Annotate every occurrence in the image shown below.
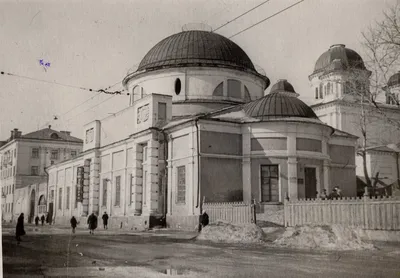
[197,221,264,244]
[274,225,376,250]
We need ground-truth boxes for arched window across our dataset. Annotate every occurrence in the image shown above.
[315,87,319,99]
[38,195,46,205]
[327,83,331,95]
[50,133,59,139]
[213,82,223,96]
[227,79,241,99]
[244,86,251,102]
[319,83,323,99]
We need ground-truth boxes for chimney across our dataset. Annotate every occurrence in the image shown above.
[48,125,52,129]
[60,131,71,136]
[10,128,21,139]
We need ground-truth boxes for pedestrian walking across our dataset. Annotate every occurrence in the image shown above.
[70,216,77,233]
[35,216,39,226]
[40,215,45,226]
[198,210,209,232]
[16,213,26,244]
[87,212,98,235]
[335,186,343,198]
[102,212,109,230]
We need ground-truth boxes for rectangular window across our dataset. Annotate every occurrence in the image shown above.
[31,148,39,158]
[51,150,59,160]
[66,187,70,210]
[11,202,13,212]
[260,165,279,202]
[158,102,167,121]
[58,188,62,210]
[71,151,77,158]
[13,166,15,176]
[115,176,121,206]
[31,166,39,176]
[102,179,108,207]
[143,171,147,205]
[176,166,186,204]
[129,174,133,204]
[51,190,54,202]
[14,149,16,158]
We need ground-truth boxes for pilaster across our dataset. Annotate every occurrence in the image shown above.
[89,152,100,215]
[287,157,298,200]
[147,139,159,215]
[242,125,251,203]
[132,144,143,216]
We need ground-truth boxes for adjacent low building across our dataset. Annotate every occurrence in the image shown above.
[0,127,83,222]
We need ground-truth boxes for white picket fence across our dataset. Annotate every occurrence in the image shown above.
[203,202,255,224]
[284,196,400,230]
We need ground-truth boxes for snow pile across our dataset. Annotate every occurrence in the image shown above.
[197,221,264,244]
[257,210,284,227]
[274,225,375,250]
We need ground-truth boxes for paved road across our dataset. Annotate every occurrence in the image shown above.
[2,226,400,278]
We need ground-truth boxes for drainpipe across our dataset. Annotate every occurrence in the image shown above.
[195,119,201,209]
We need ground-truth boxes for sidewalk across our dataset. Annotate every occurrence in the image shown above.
[1,223,199,240]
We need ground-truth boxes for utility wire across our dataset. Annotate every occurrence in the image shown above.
[0,71,124,95]
[213,0,272,32]
[229,0,305,39]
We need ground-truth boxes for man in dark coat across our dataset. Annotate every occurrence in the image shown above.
[198,210,209,232]
[102,212,109,230]
[87,213,98,235]
[70,216,78,233]
[16,213,25,244]
[40,215,45,226]
[35,216,39,226]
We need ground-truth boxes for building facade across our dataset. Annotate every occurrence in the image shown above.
[309,44,400,190]
[46,30,357,230]
[0,127,83,222]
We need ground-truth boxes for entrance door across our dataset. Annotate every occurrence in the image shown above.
[304,167,317,199]
[29,190,36,223]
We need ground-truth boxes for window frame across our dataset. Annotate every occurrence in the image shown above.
[31,166,39,176]
[260,165,280,203]
[176,165,186,204]
[31,148,39,158]
[51,150,59,160]
[115,175,121,206]
[102,178,108,207]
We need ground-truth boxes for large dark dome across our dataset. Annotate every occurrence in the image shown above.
[137,30,257,73]
[243,80,318,120]
[312,44,366,75]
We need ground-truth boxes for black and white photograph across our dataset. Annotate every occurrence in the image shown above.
[1,0,400,277]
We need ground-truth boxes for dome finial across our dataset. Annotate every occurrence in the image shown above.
[330,44,346,49]
[182,23,212,32]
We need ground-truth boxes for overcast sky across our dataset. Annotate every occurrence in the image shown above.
[0,0,396,140]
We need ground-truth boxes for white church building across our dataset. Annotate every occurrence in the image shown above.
[46,29,361,230]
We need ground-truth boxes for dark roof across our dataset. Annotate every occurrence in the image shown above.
[313,44,366,75]
[137,30,257,73]
[21,128,83,143]
[270,79,297,94]
[243,92,318,120]
[243,80,318,120]
[388,72,400,87]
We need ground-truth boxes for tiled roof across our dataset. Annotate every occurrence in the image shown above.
[21,128,83,143]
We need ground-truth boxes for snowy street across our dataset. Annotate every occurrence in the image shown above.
[2,224,400,278]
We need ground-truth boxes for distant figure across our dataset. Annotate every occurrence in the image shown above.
[335,186,342,197]
[35,216,39,226]
[321,189,328,200]
[16,213,25,244]
[40,215,45,226]
[102,212,109,230]
[198,210,209,232]
[70,216,77,233]
[329,188,340,199]
[87,213,98,235]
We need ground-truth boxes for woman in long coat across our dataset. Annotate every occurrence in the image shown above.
[70,216,78,233]
[87,213,97,235]
[16,213,25,244]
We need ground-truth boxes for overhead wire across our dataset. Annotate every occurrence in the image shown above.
[213,0,272,32]
[228,0,305,39]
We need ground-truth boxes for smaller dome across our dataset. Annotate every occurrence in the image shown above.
[313,44,366,75]
[388,72,400,87]
[270,79,295,94]
[244,80,318,120]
